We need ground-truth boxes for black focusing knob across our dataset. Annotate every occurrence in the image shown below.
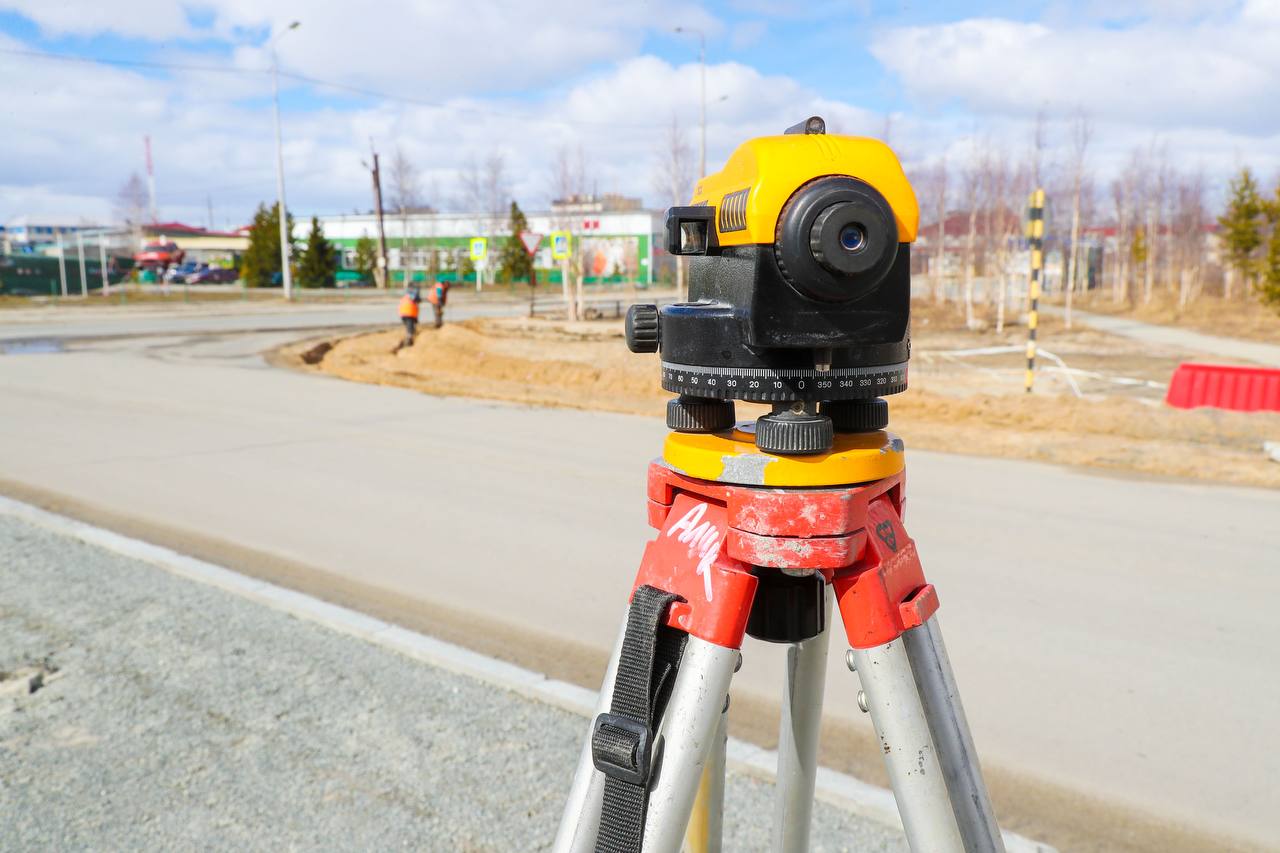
[625,304,660,353]
[667,396,735,433]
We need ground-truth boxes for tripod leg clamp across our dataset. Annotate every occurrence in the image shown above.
[591,713,652,786]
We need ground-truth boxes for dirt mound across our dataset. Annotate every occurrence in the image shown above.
[282,316,1280,489]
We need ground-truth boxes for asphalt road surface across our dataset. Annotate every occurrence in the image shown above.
[0,296,516,344]
[0,514,906,852]
[1,307,1277,850]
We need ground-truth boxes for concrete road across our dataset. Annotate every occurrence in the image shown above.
[0,316,1277,849]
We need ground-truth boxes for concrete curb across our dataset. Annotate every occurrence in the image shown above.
[0,495,1054,853]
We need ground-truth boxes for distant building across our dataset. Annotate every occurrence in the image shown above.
[550,193,644,214]
[141,222,248,260]
[2,216,106,248]
[314,201,660,284]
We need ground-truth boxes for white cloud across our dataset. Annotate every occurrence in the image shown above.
[0,33,884,228]
[870,8,1280,136]
[208,0,720,97]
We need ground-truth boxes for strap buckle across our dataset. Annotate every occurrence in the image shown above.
[591,712,653,786]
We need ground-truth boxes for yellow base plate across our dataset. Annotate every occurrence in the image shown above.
[662,425,905,487]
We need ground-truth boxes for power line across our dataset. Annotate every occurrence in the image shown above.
[0,45,665,131]
[0,45,265,76]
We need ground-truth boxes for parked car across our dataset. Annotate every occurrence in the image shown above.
[164,262,201,283]
[188,266,238,284]
[134,242,184,267]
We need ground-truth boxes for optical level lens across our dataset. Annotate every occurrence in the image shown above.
[839,223,867,252]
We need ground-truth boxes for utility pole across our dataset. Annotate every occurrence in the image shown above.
[98,235,110,297]
[674,26,707,178]
[76,231,88,297]
[144,135,157,223]
[367,142,390,289]
[270,20,300,300]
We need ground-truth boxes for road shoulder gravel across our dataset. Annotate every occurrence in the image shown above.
[0,508,924,851]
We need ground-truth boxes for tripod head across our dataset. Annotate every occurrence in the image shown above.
[627,116,919,455]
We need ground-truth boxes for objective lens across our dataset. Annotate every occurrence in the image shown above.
[839,223,867,252]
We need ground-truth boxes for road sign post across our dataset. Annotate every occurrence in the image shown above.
[519,231,542,318]
[470,237,488,292]
[551,231,574,322]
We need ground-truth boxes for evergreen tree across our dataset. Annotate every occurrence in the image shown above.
[241,202,296,288]
[1130,226,1147,267]
[298,217,337,288]
[1260,187,1280,309]
[1217,167,1264,294]
[499,201,533,283]
[353,235,377,283]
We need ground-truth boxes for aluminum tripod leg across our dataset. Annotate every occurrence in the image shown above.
[555,620,627,853]
[644,636,739,852]
[773,586,832,853]
[553,633,738,853]
[684,698,727,853]
[903,617,1005,853]
[849,638,965,852]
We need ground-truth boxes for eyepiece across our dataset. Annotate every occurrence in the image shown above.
[776,177,899,303]
[839,224,867,252]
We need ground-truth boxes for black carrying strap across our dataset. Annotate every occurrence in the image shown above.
[591,585,686,853]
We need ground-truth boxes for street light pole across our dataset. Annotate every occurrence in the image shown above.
[271,21,300,300]
[674,26,707,178]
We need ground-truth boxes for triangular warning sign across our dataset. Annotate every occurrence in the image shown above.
[519,232,543,255]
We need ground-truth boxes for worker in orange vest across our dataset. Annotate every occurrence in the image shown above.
[398,284,421,347]
[427,279,451,328]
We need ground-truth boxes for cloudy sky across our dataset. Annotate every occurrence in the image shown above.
[2,0,1278,228]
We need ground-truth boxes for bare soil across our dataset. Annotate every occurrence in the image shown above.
[283,302,1280,489]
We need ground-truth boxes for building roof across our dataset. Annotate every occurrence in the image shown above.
[143,221,244,238]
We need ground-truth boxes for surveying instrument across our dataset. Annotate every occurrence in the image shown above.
[554,117,1004,853]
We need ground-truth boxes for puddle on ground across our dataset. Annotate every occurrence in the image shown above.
[0,339,65,355]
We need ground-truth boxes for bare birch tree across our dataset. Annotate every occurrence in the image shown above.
[1063,111,1092,328]
[483,152,510,224]
[1172,171,1207,308]
[114,173,149,245]
[653,114,695,299]
[961,144,985,329]
[388,146,422,272]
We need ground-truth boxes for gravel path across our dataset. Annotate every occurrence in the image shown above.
[1046,305,1280,367]
[0,514,905,852]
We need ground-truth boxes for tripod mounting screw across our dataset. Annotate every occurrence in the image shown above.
[625,304,660,353]
[755,408,834,455]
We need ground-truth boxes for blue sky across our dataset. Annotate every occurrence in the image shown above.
[1,1,1277,227]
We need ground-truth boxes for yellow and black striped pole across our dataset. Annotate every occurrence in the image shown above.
[1025,188,1045,393]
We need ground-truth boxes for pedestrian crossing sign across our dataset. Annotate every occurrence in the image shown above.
[551,231,571,261]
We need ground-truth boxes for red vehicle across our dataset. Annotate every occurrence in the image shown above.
[134,242,184,267]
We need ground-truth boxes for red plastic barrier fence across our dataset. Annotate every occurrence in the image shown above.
[1165,362,1280,412]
